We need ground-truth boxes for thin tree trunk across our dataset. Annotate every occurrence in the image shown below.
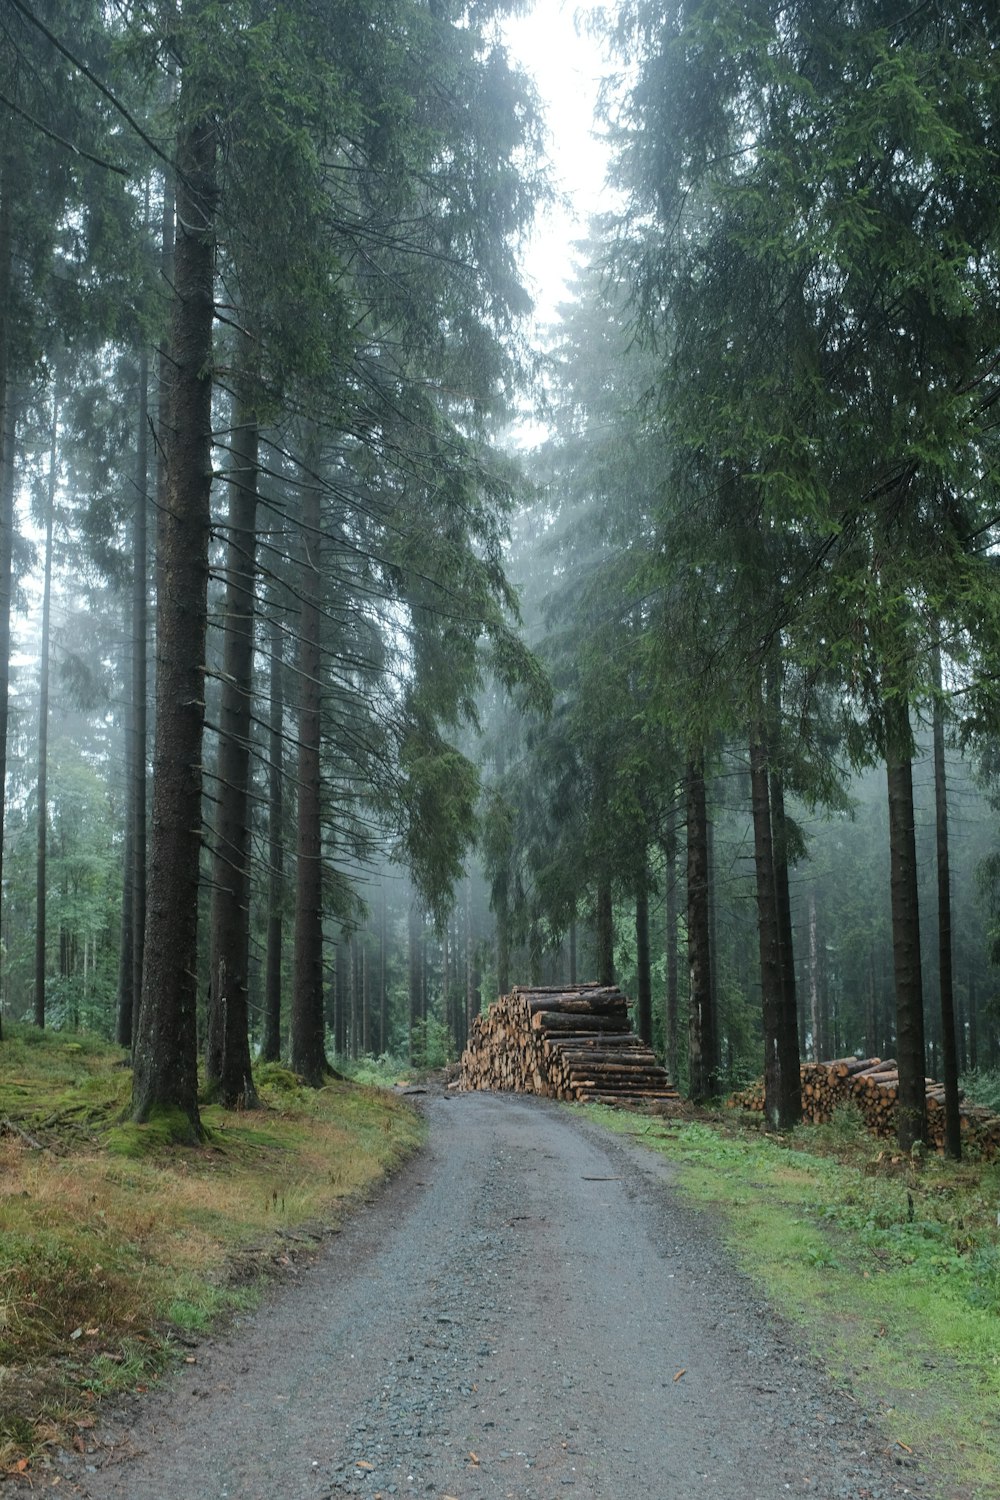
[334,935,348,1058]
[932,645,961,1159]
[686,754,717,1101]
[0,151,13,1044]
[769,763,801,1108]
[0,388,16,1043]
[664,821,678,1082]
[207,362,260,1108]
[408,899,421,1061]
[495,884,510,998]
[116,643,135,1045]
[290,449,328,1086]
[132,93,216,1139]
[808,890,822,1060]
[568,918,577,987]
[362,930,370,1055]
[749,718,789,1128]
[379,880,388,1055]
[260,602,284,1063]
[118,341,150,1049]
[348,935,358,1058]
[595,879,614,987]
[34,397,57,1029]
[635,866,652,1044]
[885,693,928,1152]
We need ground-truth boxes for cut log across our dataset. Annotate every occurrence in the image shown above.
[461,983,678,1110]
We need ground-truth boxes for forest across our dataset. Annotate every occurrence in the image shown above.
[2,0,1000,1157]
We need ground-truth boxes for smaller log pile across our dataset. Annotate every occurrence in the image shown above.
[731,1056,1000,1155]
[461,984,680,1108]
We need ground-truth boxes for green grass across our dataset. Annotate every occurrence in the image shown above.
[0,1022,424,1474]
[590,1105,1000,1499]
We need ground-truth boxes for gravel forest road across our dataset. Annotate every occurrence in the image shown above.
[53,1093,925,1500]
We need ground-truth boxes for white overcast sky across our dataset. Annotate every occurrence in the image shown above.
[502,0,617,331]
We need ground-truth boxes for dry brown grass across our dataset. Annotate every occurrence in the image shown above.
[0,1031,423,1473]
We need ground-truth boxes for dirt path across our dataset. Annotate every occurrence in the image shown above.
[49,1094,923,1500]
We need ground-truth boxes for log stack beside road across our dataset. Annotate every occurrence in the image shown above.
[461,984,680,1109]
[731,1055,1000,1154]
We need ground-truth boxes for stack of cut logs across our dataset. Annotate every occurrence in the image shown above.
[731,1055,1000,1154]
[461,984,680,1109]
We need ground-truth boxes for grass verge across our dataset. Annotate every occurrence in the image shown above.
[0,1024,424,1476]
[588,1102,1000,1500]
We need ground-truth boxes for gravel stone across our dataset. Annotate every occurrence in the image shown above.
[43,1093,935,1499]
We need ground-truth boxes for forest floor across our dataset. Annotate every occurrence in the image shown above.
[21,1089,972,1500]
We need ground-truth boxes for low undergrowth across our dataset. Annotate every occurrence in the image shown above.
[591,1101,1000,1500]
[0,1023,424,1475]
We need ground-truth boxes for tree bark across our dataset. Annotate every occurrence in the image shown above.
[808,890,822,1060]
[769,763,801,1104]
[290,450,328,1086]
[118,342,150,1050]
[686,754,717,1101]
[132,96,217,1139]
[260,600,285,1063]
[34,397,57,1029]
[885,693,927,1152]
[206,363,261,1108]
[931,644,961,1159]
[0,147,14,1040]
[0,389,14,1045]
[664,821,679,1082]
[408,899,421,1061]
[749,718,788,1127]
[635,866,652,1044]
[378,880,388,1054]
[595,878,614,987]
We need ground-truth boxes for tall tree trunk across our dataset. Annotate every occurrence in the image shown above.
[207,363,260,1108]
[749,718,789,1127]
[290,451,328,1086]
[379,880,388,1055]
[0,389,16,1044]
[116,633,135,1045]
[568,918,577,987]
[885,693,928,1152]
[130,149,173,1058]
[348,935,358,1058]
[686,754,717,1101]
[408,899,421,1060]
[334,935,348,1058]
[595,879,614,987]
[118,342,150,1050]
[132,95,217,1139]
[465,874,476,1039]
[931,645,961,1159]
[495,882,510,998]
[260,601,284,1062]
[635,864,652,1044]
[664,821,679,1082]
[34,397,57,1029]
[0,150,13,1044]
[362,929,370,1055]
[769,763,801,1106]
[808,890,822,1060]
